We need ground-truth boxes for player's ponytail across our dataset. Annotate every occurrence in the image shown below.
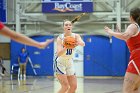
[62,13,86,26]
[71,13,86,24]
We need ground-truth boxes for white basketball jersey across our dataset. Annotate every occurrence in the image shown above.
[58,33,76,59]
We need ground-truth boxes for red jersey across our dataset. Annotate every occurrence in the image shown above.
[126,24,140,75]
[0,22,4,30]
[126,30,140,53]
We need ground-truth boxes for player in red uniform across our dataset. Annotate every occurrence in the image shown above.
[0,22,53,48]
[105,8,140,93]
[104,8,140,93]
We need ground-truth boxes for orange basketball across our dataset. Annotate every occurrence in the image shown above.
[63,36,76,49]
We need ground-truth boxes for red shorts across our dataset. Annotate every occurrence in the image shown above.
[126,49,140,75]
[0,22,4,30]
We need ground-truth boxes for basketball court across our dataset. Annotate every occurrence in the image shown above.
[0,0,140,93]
[0,77,123,93]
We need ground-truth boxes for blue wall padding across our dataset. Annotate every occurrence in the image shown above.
[10,35,54,76]
[83,35,94,76]
[84,35,129,76]
[11,35,130,76]
[111,37,128,76]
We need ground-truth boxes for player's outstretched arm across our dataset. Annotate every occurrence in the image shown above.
[0,26,54,49]
[104,24,137,41]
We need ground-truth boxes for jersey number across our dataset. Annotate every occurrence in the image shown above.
[66,49,72,55]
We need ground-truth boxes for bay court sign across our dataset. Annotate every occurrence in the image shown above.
[42,0,93,13]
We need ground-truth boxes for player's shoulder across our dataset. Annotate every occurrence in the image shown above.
[57,34,64,40]
[128,23,138,30]
[126,23,139,36]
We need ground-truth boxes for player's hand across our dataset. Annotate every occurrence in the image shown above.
[104,26,113,34]
[115,25,121,32]
[38,38,54,49]
[74,36,79,47]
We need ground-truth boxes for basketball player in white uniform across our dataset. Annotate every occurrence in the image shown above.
[54,19,85,93]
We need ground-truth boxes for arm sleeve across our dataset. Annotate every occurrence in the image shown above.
[0,22,4,30]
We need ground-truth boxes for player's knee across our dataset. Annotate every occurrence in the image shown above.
[62,85,69,91]
[70,83,77,91]
[123,86,134,93]
[61,82,69,90]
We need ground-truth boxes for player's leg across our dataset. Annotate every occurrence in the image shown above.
[67,75,77,93]
[66,59,77,93]
[54,58,69,93]
[132,78,140,92]
[57,74,69,93]
[123,72,140,93]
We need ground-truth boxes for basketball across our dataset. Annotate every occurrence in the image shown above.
[63,36,76,49]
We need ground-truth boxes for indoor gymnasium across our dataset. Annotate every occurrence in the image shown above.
[0,0,140,93]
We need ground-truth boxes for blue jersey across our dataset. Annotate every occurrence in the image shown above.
[19,52,28,64]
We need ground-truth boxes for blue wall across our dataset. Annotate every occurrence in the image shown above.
[10,35,54,76]
[112,37,128,76]
[83,35,129,76]
[11,35,130,76]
